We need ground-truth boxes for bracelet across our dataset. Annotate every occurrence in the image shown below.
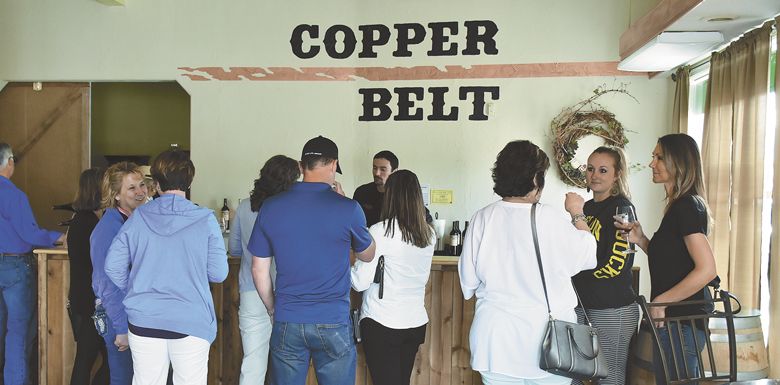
[571,213,586,225]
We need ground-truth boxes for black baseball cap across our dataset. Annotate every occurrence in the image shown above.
[302,135,342,174]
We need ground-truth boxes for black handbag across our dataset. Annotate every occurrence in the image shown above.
[372,255,385,299]
[350,308,362,344]
[530,203,608,380]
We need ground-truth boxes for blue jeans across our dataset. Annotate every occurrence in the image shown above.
[0,255,35,385]
[269,321,356,385]
[653,321,706,385]
[98,312,133,385]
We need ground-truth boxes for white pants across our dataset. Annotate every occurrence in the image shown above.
[480,371,572,385]
[238,290,272,385]
[128,331,210,385]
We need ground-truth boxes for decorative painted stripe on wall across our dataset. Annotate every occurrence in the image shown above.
[178,62,648,81]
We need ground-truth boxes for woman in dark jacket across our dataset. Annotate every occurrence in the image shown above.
[67,167,109,385]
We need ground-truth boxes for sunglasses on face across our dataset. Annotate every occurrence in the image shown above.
[10,155,19,164]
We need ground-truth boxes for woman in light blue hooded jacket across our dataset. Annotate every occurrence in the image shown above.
[105,149,228,385]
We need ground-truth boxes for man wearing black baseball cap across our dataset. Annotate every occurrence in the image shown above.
[248,135,375,385]
[301,135,343,174]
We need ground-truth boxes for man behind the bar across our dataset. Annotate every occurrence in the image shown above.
[248,135,376,385]
[353,150,398,227]
[354,150,431,227]
[0,142,65,385]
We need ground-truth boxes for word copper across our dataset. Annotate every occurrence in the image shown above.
[290,20,502,121]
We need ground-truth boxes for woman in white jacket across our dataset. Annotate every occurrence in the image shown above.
[458,140,597,385]
[351,169,436,385]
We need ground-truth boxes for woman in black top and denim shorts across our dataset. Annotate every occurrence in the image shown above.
[615,134,717,385]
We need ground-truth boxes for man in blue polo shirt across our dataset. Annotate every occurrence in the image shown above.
[0,142,65,385]
[248,135,375,385]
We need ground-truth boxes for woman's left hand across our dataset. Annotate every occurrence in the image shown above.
[650,305,667,328]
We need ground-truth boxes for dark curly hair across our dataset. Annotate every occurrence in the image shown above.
[250,155,301,212]
[492,140,550,198]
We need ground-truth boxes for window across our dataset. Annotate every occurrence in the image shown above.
[687,31,776,344]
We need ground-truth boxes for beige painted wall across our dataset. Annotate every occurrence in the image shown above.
[0,0,674,296]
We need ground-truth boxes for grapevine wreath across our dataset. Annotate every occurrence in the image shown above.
[550,85,637,188]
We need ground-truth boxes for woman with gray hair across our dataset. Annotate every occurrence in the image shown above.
[458,140,597,385]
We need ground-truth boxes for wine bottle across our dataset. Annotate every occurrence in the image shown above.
[463,220,469,239]
[449,220,462,256]
[221,198,230,233]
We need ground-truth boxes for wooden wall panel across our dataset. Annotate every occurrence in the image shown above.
[0,82,89,231]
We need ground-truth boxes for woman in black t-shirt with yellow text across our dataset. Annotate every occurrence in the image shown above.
[615,134,717,385]
[565,146,639,385]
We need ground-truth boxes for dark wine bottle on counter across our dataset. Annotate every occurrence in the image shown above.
[463,221,469,241]
[221,198,230,233]
[449,220,462,256]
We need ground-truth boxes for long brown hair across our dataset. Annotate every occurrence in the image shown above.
[380,170,434,248]
[657,134,709,215]
[73,167,105,211]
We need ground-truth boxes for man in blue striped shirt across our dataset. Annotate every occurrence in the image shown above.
[0,142,64,385]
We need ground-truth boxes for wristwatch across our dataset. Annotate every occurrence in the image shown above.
[571,213,586,225]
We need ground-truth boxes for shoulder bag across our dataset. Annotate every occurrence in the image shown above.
[531,203,608,380]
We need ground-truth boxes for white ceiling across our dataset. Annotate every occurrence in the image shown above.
[668,0,780,44]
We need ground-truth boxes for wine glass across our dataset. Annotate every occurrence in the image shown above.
[615,205,637,254]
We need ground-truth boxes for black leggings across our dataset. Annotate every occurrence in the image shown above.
[360,317,426,385]
[70,311,109,385]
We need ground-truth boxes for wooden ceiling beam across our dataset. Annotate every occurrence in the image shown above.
[619,0,704,60]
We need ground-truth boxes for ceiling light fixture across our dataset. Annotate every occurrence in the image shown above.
[618,31,724,72]
[703,16,737,23]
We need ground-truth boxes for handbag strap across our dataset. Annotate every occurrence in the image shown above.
[530,203,552,317]
[530,203,593,326]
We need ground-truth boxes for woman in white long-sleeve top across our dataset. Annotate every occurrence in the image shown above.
[458,140,597,385]
[351,169,436,385]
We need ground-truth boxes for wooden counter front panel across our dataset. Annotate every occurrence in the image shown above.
[37,253,480,385]
[39,257,77,385]
[412,266,481,385]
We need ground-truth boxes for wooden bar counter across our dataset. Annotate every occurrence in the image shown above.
[34,249,480,385]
